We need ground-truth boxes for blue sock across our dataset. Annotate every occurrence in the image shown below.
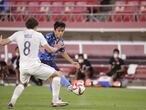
[49,83,53,92]
[60,76,71,87]
[49,76,71,92]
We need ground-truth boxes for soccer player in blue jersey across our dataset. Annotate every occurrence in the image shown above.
[39,21,80,102]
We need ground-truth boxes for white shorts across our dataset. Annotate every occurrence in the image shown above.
[19,63,56,84]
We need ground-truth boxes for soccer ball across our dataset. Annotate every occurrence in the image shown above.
[72,80,86,95]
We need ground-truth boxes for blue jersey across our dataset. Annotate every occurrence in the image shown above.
[39,32,65,61]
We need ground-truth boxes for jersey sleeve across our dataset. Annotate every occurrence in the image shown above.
[45,33,52,44]
[40,33,48,46]
[8,32,17,42]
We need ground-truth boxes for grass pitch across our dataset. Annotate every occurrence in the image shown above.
[0,86,146,110]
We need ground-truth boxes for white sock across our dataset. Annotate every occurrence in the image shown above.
[10,84,24,105]
[52,77,61,103]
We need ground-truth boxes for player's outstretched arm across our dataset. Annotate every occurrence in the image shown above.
[0,35,12,46]
[60,51,80,69]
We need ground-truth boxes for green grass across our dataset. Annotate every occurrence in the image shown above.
[0,86,146,110]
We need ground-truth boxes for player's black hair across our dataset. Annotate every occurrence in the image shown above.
[25,17,39,29]
[54,21,66,30]
[113,48,120,54]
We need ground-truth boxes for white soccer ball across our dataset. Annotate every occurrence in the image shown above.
[72,81,86,95]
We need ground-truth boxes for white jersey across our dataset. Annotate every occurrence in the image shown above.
[9,29,47,69]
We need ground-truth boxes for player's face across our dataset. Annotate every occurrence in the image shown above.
[113,52,119,58]
[54,27,65,39]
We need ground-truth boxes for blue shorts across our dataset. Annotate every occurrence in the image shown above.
[40,59,60,71]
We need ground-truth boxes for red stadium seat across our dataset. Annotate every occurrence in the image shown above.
[114,0,138,22]
[113,1,125,22]
[136,1,146,22]
[72,2,88,22]
[114,1,125,12]
[113,14,123,22]
[35,2,51,22]
[50,2,64,13]
[12,2,27,21]
[138,15,146,22]
[122,1,138,22]
[50,2,64,21]
[123,14,135,22]
[40,2,51,13]
[126,0,139,12]
[63,2,75,21]
[28,2,40,13]
[13,2,27,13]
[74,2,87,13]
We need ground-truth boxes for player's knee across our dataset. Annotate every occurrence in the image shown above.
[51,71,63,78]
[52,77,61,83]
[55,71,63,77]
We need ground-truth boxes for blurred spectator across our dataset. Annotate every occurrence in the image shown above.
[11,47,20,85]
[75,54,93,80]
[106,48,126,81]
[0,60,9,86]
[86,1,99,22]
[100,0,112,12]
[0,0,9,13]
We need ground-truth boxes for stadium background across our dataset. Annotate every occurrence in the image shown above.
[0,0,146,110]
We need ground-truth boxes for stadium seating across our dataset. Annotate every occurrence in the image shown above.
[0,0,144,23]
[138,1,146,22]
[1,0,146,82]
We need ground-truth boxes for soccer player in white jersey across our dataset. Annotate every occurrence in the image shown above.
[0,17,68,108]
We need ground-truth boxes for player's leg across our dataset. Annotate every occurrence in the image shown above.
[51,71,69,107]
[50,76,71,90]
[48,64,81,95]
[51,75,61,105]
[45,61,71,90]
[34,63,68,107]
[8,70,31,108]
[8,84,25,108]
[15,68,19,86]
[51,71,84,96]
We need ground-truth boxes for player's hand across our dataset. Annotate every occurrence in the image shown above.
[72,62,80,69]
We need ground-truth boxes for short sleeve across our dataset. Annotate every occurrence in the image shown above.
[40,33,47,46]
[45,33,52,44]
[8,32,17,42]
